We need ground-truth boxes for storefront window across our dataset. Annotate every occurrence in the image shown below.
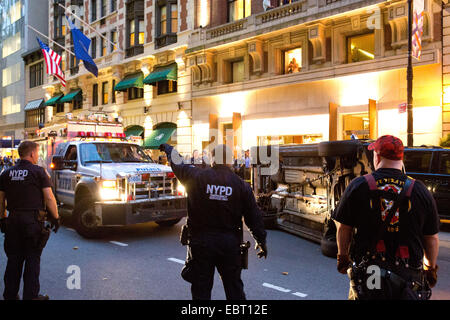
[284,47,301,74]
[257,135,323,146]
[342,114,369,140]
[347,33,375,63]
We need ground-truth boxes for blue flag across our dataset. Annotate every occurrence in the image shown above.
[66,16,98,77]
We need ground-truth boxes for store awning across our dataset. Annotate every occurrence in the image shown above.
[143,63,178,85]
[114,72,144,92]
[143,123,177,149]
[45,94,63,106]
[60,89,82,103]
[125,125,144,137]
[24,99,45,111]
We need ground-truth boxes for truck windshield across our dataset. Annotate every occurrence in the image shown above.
[80,143,153,164]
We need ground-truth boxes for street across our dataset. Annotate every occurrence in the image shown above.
[0,218,449,300]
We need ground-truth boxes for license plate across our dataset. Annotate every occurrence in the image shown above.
[128,175,142,184]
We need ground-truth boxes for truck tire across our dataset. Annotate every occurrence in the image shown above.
[318,141,358,157]
[321,218,338,258]
[279,144,319,157]
[155,218,182,227]
[73,198,104,238]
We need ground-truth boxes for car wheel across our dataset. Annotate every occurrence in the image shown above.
[155,218,182,227]
[320,237,338,258]
[318,141,358,157]
[73,198,104,238]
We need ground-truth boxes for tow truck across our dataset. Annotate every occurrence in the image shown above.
[34,119,187,238]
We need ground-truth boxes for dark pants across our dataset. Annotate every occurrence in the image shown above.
[183,232,245,300]
[3,211,44,300]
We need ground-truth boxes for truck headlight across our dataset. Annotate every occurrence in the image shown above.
[100,180,119,200]
[177,183,186,195]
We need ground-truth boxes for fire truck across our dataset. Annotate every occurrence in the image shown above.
[34,119,187,238]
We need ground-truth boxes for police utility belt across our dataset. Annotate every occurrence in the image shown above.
[348,175,431,300]
[180,223,251,269]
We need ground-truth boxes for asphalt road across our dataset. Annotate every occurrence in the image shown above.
[0,219,449,300]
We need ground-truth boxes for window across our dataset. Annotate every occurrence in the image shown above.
[91,37,97,59]
[102,82,109,105]
[171,4,178,34]
[112,80,116,103]
[110,30,117,52]
[101,0,107,17]
[403,151,432,173]
[25,108,45,129]
[9,1,22,24]
[439,153,450,175]
[158,1,178,35]
[29,62,43,88]
[127,87,144,100]
[283,47,302,74]
[2,63,21,87]
[347,33,375,63]
[157,80,177,95]
[2,32,21,58]
[54,6,66,39]
[91,0,97,21]
[139,20,145,44]
[129,19,144,46]
[101,34,107,56]
[130,19,136,45]
[55,102,65,113]
[126,0,144,56]
[73,98,83,110]
[93,84,99,106]
[111,0,117,12]
[2,96,21,115]
[231,60,244,83]
[227,0,251,22]
[257,134,323,146]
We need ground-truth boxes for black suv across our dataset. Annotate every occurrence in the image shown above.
[403,147,450,223]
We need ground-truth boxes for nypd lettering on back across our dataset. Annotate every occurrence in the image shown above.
[206,184,232,201]
[9,169,28,181]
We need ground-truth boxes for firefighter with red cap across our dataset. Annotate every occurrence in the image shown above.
[332,135,440,300]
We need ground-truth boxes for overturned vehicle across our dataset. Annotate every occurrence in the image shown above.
[251,140,375,257]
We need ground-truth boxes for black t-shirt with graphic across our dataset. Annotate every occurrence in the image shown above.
[0,159,52,211]
[333,168,439,268]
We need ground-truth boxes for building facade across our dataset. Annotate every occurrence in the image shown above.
[185,0,443,154]
[0,0,49,142]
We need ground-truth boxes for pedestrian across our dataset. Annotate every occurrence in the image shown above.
[0,141,60,300]
[159,143,267,300]
[333,135,440,300]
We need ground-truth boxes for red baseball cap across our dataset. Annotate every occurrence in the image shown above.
[368,135,404,160]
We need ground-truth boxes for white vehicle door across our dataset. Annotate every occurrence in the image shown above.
[55,144,78,206]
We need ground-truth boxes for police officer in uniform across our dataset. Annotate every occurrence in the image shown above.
[333,135,440,300]
[0,141,60,300]
[159,143,267,300]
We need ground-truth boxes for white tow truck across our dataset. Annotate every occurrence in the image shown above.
[35,120,187,238]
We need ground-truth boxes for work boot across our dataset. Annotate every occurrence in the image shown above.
[31,294,49,300]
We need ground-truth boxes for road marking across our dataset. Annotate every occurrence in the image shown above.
[262,283,291,293]
[292,291,308,298]
[109,241,128,247]
[168,258,185,265]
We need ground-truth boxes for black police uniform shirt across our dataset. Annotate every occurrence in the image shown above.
[333,168,440,268]
[0,159,52,211]
[165,145,266,245]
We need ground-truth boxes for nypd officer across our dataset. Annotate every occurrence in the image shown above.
[0,141,60,300]
[159,143,267,300]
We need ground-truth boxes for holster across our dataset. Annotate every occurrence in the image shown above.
[180,224,189,246]
[37,210,47,223]
[37,225,50,250]
[240,241,250,269]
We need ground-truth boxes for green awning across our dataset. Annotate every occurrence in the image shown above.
[143,63,178,85]
[125,125,144,137]
[143,125,177,149]
[45,94,63,106]
[60,89,82,103]
[114,72,144,92]
[24,99,45,111]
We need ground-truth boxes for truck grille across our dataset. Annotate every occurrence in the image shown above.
[127,175,176,200]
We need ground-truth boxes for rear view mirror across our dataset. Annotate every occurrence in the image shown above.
[51,156,64,171]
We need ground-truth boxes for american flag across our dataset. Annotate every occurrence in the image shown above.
[37,37,66,87]
[412,0,424,60]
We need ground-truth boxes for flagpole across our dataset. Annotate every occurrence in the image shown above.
[407,0,414,147]
[27,24,76,57]
[57,3,123,53]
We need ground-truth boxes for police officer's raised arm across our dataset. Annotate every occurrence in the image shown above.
[159,144,201,186]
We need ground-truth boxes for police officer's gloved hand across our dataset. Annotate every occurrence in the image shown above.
[48,216,60,233]
[337,254,352,274]
[159,143,171,153]
[0,218,7,233]
[424,264,438,288]
[255,242,268,259]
